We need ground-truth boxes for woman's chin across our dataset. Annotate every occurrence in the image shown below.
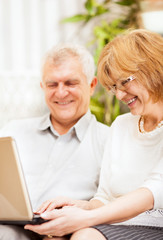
[130,109,141,116]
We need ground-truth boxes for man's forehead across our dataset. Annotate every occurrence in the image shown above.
[45,78,79,83]
[45,55,80,67]
[43,61,82,76]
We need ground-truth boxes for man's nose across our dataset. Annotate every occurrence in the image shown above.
[55,84,68,98]
[115,89,126,100]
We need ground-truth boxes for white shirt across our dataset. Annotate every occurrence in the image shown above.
[0,111,109,210]
[94,113,163,227]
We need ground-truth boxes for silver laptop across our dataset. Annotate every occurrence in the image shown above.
[0,136,46,225]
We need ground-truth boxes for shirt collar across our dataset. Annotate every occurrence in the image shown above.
[73,110,92,141]
[38,113,52,130]
[38,110,92,141]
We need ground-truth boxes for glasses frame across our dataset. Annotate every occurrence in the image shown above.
[109,75,136,94]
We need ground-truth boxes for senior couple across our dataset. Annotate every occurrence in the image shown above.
[0,29,163,240]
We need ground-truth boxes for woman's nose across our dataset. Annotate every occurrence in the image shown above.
[115,89,126,101]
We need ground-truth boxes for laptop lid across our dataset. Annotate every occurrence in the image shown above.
[0,137,45,224]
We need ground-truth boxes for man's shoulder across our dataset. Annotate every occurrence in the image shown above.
[96,120,110,132]
[89,114,110,137]
[0,114,48,136]
[4,115,43,127]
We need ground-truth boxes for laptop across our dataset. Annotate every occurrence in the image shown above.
[0,136,47,225]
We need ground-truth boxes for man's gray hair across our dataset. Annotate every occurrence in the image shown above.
[42,43,96,84]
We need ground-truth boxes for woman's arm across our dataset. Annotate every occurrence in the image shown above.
[90,187,154,225]
[25,187,154,237]
[36,196,104,214]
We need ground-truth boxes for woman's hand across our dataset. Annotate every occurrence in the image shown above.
[35,197,76,214]
[25,206,94,237]
[25,188,154,237]
[36,197,91,214]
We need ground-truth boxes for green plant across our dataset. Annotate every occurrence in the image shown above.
[62,0,142,125]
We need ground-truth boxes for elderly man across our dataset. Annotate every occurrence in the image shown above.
[0,44,109,240]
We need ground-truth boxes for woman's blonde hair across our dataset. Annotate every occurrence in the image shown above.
[97,29,163,102]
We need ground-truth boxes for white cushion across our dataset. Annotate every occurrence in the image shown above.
[0,73,48,129]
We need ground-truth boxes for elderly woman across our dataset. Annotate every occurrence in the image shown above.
[25,29,163,240]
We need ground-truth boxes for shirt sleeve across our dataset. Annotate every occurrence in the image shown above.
[93,129,114,204]
[0,121,14,137]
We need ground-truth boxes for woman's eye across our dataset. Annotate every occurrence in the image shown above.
[112,84,116,90]
[121,79,129,86]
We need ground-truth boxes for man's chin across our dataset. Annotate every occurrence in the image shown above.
[52,115,78,124]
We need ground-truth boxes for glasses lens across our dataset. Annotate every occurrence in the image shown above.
[109,75,135,94]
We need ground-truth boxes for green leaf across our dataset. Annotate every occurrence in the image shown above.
[85,0,97,15]
[113,98,121,121]
[85,0,109,16]
[115,0,135,6]
[90,94,106,123]
[96,6,108,15]
[61,0,139,125]
[61,14,87,23]
[94,26,110,39]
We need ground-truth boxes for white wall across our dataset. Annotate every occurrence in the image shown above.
[0,0,86,72]
[0,0,86,128]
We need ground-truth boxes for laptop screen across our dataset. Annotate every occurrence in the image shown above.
[0,137,34,221]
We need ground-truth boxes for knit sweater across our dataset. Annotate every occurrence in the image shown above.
[94,113,163,227]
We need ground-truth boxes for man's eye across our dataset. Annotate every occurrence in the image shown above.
[47,83,57,88]
[66,82,74,86]
[66,81,78,86]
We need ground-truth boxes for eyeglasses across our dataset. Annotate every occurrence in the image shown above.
[108,75,136,94]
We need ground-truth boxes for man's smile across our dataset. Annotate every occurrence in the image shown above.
[55,100,74,105]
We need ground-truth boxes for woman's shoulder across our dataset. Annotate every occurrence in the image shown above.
[114,112,138,122]
[111,113,140,129]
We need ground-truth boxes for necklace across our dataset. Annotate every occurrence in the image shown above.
[139,116,163,135]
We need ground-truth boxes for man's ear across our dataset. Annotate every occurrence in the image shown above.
[90,77,98,96]
[40,81,43,89]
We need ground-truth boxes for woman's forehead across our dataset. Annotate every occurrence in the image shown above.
[105,68,131,81]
